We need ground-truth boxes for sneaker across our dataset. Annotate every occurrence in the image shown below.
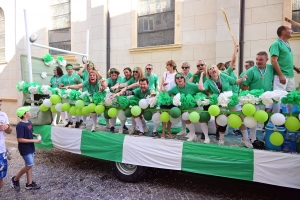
[91,125,96,132]
[201,133,205,139]
[233,129,242,136]
[75,121,80,128]
[11,176,20,190]
[80,123,87,129]
[143,126,149,133]
[218,139,224,145]
[187,134,197,142]
[25,181,41,190]
[110,127,115,133]
[252,140,265,150]
[51,121,57,126]
[65,121,73,127]
[216,129,220,140]
[129,128,136,135]
[123,125,129,131]
[79,119,83,125]
[177,130,186,136]
[241,138,253,149]
[152,132,160,138]
[106,124,111,129]
[204,138,210,144]
[138,131,145,136]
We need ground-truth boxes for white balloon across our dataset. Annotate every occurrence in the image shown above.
[271,113,286,126]
[139,99,149,109]
[117,110,127,121]
[216,115,228,126]
[170,117,181,124]
[244,116,257,128]
[152,112,161,123]
[182,112,190,121]
[43,99,52,108]
[55,103,62,112]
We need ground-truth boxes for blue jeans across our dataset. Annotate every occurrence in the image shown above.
[22,153,34,166]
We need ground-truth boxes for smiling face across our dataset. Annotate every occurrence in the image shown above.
[123,69,131,79]
[181,64,190,74]
[175,74,185,86]
[139,80,148,92]
[283,26,293,39]
[145,65,153,75]
[196,60,206,73]
[256,54,268,68]
[53,69,58,76]
[110,71,118,80]
[66,68,73,75]
[87,65,94,71]
[89,72,97,84]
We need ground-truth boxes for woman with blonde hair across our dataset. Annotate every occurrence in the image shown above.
[118,67,145,91]
[78,60,102,81]
[181,61,193,81]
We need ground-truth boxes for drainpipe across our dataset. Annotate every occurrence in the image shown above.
[106,0,111,74]
[239,0,245,75]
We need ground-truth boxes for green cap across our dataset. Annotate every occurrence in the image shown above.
[66,65,73,70]
[16,106,31,118]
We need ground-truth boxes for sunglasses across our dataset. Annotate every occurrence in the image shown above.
[197,64,205,67]
[181,67,189,69]
[110,71,118,74]
[146,68,152,70]
[133,71,138,73]
[176,76,184,79]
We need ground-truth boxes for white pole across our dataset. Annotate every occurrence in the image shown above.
[31,43,88,57]
[86,30,89,59]
[24,9,34,105]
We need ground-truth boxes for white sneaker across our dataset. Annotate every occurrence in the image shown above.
[204,138,210,144]
[218,139,225,145]
[106,124,111,129]
[241,138,253,149]
[118,128,123,134]
[91,125,96,132]
[187,134,197,142]
[51,122,57,126]
[143,126,149,133]
[177,130,187,136]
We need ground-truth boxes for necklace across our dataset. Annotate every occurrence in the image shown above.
[212,76,222,93]
[257,66,267,79]
[141,89,149,98]
[279,39,291,52]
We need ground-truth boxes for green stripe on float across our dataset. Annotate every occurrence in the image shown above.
[33,125,53,150]
[181,142,254,181]
[80,130,125,162]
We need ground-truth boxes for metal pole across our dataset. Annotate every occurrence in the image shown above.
[24,9,34,105]
[31,43,88,57]
[86,30,89,60]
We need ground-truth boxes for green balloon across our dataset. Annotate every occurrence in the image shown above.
[200,112,211,123]
[124,108,132,117]
[228,114,242,128]
[104,110,111,119]
[76,108,83,116]
[95,105,105,114]
[50,105,57,113]
[160,112,170,122]
[254,110,268,123]
[189,112,200,123]
[50,95,61,105]
[61,103,71,112]
[285,116,300,132]
[131,106,142,116]
[143,111,153,121]
[208,105,220,116]
[242,104,256,116]
[88,103,96,113]
[108,108,118,118]
[40,104,49,112]
[170,107,181,118]
[75,100,85,109]
[82,106,90,115]
[69,106,77,115]
[270,132,284,146]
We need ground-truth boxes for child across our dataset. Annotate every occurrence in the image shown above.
[11,106,41,190]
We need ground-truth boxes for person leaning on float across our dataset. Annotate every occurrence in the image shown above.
[198,65,247,145]
[116,67,145,92]
[109,67,132,92]
[65,70,107,132]
[78,60,103,82]
[113,77,155,136]
[168,73,210,143]
[58,64,83,128]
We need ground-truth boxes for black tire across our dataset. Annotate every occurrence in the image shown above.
[110,162,147,183]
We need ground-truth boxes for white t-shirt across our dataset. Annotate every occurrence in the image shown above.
[0,111,9,153]
[163,71,176,91]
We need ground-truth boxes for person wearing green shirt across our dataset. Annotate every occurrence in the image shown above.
[241,51,274,149]
[224,44,239,94]
[188,60,206,84]
[118,67,145,91]
[168,73,210,143]
[58,64,83,129]
[144,64,159,91]
[269,25,298,114]
[66,70,107,132]
[78,61,102,82]
[198,65,249,146]
[110,67,132,91]
[239,60,254,78]
[49,66,67,126]
[180,62,193,82]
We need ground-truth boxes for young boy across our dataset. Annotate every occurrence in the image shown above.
[0,99,13,189]
[11,106,41,190]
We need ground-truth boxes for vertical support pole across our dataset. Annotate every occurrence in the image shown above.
[86,30,89,59]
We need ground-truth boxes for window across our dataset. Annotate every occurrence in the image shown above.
[292,0,300,32]
[49,0,71,55]
[137,0,175,47]
[0,8,5,61]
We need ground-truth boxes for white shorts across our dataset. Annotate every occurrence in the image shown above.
[273,75,295,92]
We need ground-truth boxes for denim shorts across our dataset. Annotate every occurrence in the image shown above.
[0,152,8,179]
[22,153,34,166]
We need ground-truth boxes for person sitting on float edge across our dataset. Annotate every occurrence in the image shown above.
[113,77,154,136]
[65,70,107,132]
[58,64,83,128]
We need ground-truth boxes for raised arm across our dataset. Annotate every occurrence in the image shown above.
[230,43,239,70]
[285,17,300,28]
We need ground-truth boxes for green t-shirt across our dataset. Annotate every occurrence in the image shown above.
[144,73,159,91]
[126,77,139,90]
[203,73,236,94]
[50,76,62,88]
[239,70,247,78]
[120,76,132,84]
[191,73,206,84]
[269,39,294,78]
[81,69,89,82]
[168,82,201,96]
[224,66,239,93]
[133,88,151,99]
[58,73,82,86]
[242,64,274,91]
[184,72,193,81]
[107,76,122,88]
[82,80,101,95]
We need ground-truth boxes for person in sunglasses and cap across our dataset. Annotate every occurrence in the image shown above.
[188,60,207,84]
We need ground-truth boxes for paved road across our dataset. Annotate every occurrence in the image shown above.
[1,127,299,200]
